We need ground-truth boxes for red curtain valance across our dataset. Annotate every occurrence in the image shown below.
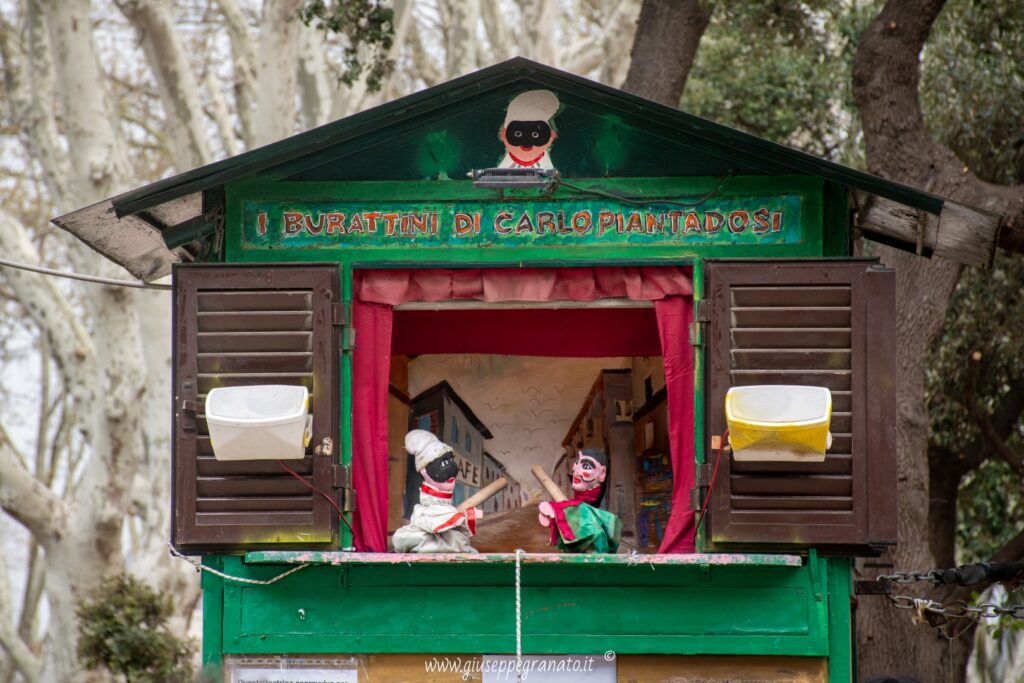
[357,266,692,304]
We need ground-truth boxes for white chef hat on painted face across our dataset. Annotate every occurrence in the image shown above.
[503,90,559,127]
[405,429,454,472]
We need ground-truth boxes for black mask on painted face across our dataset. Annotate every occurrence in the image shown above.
[506,120,552,147]
[425,453,458,483]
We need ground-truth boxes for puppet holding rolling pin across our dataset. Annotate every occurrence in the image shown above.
[392,430,506,553]
[533,449,621,554]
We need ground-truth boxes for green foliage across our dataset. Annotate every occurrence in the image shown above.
[922,0,1024,184]
[76,574,194,683]
[298,1,395,92]
[921,0,1024,563]
[928,251,1024,562]
[683,1,879,164]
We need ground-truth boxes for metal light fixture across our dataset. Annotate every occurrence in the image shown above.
[469,168,559,191]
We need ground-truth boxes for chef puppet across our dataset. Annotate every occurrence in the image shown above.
[498,90,559,170]
[534,449,621,554]
[392,430,485,553]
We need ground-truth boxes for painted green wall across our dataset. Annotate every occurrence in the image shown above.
[198,174,854,680]
[203,555,851,682]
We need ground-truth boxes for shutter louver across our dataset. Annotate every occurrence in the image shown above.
[706,260,896,555]
[173,265,339,552]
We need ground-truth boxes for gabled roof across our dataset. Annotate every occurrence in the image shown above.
[52,58,1001,279]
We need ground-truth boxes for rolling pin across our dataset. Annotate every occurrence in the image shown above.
[456,477,508,512]
[530,464,568,502]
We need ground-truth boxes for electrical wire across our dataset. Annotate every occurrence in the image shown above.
[278,459,357,538]
[0,256,171,290]
[168,542,309,584]
[557,174,734,210]
[695,429,729,533]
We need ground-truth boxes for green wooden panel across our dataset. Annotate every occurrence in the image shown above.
[209,555,829,658]
[225,176,826,263]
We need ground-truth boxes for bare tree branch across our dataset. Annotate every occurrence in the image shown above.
[214,0,258,148]
[0,557,41,683]
[115,0,214,170]
[964,351,1024,476]
[0,436,60,543]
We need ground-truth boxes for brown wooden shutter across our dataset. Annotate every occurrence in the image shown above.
[704,260,896,555]
[172,264,340,553]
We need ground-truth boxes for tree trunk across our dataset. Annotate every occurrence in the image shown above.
[622,0,710,106]
[853,1,1024,679]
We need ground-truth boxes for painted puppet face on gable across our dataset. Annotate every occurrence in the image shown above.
[500,121,556,164]
[571,453,606,493]
[498,90,559,168]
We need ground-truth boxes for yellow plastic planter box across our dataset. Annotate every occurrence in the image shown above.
[725,385,832,462]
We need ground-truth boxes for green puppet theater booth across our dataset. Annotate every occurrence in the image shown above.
[52,59,1002,683]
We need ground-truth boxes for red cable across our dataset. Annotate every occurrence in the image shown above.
[695,428,728,533]
[278,460,356,538]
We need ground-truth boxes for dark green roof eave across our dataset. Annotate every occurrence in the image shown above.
[110,57,946,218]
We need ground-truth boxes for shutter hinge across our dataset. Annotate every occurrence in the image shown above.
[695,462,713,487]
[695,299,711,322]
[689,300,710,347]
[180,399,201,432]
[332,303,356,351]
[330,464,357,512]
[689,487,703,512]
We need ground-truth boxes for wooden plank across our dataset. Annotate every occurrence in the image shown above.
[731,495,853,511]
[197,351,313,374]
[732,307,851,328]
[733,328,851,349]
[197,310,313,333]
[196,496,313,512]
[196,475,316,497]
[731,474,852,497]
[197,290,312,311]
[732,349,851,370]
[195,510,315,526]
[195,452,314,475]
[934,200,1001,268]
[732,453,852,475]
[197,331,313,353]
[732,286,851,307]
[197,372,312,394]
[730,369,852,391]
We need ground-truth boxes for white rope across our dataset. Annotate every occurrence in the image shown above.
[168,543,309,585]
[0,257,171,290]
[515,548,523,682]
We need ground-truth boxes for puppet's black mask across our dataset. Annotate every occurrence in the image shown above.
[425,452,458,482]
[506,120,552,146]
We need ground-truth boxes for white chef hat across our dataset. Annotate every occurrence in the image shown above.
[503,90,560,127]
[405,429,453,472]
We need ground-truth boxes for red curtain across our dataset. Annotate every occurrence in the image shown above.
[350,267,695,553]
[654,297,696,553]
[350,301,392,553]
[358,266,692,304]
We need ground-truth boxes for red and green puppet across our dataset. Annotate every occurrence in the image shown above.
[538,449,621,553]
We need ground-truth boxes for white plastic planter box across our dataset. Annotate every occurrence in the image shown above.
[205,385,312,461]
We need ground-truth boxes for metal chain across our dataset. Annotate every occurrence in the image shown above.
[889,594,1024,620]
[876,570,946,584]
